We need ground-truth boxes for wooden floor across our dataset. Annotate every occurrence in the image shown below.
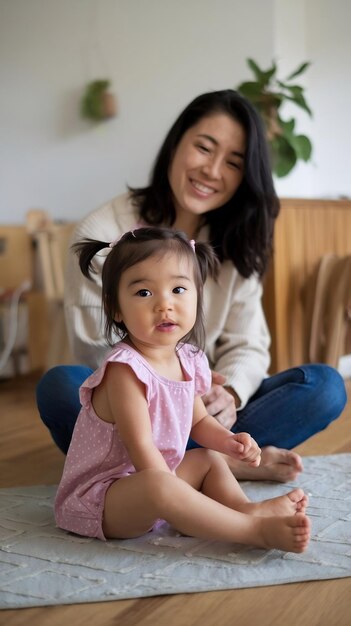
[1,372,350,626]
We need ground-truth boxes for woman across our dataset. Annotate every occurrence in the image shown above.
[37,89,347,482]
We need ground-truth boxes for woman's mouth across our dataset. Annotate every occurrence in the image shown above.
[190,179,216,196]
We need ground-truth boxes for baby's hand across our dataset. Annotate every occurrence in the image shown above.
[225,432,261,467]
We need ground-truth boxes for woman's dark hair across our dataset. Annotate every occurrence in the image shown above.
[73,227,219,350]
[129,89,279,278]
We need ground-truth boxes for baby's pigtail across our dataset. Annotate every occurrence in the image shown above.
[72,238,109,280]
[193,241,220,284]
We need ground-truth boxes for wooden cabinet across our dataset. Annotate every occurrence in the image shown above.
[263,198,351,373]
[0,222,75,373]
[0,225,32,289]
[0,225,48,372]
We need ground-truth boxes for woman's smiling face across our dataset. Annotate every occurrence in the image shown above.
[168,112,246,220]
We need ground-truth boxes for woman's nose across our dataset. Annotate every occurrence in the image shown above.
[202,157,222,179]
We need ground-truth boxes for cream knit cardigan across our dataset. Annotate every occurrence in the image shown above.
[64,193,270,409]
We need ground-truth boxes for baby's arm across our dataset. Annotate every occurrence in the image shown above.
[190,395,261,467]
[102,362,172,473]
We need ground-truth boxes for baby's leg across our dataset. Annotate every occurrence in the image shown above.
[103,471,166,539]
[176,448,252,507]
[103,467,311,552]
[177,449,307,517]
[104,450,245,539]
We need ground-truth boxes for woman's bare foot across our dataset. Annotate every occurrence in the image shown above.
[256,513,311,553]
[237,488,308,517]
[223,445,303,482]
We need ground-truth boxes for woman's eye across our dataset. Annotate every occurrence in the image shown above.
[136,289,151,297]
[228,161,240,170]
[196,143,210,153]
[173,286,186,294]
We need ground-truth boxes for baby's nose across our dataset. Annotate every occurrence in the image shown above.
[155,294,173,310]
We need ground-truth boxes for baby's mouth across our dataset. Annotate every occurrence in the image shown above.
[156,320,178,331]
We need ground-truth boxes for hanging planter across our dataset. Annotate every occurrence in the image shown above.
[236,59,313,177]
[81,79,117,122]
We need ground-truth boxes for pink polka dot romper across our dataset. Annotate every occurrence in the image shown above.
[54,342,211,540]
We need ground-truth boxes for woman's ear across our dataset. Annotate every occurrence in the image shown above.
[114,312,123,322]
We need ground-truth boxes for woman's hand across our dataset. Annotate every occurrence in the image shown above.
[224,432,261,467]
[202,371,238,430]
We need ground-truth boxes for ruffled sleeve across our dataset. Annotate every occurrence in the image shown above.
[178,345,211,396]
[194,350,212,396]
[78,343,152,409]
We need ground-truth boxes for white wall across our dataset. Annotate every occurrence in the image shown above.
[274,0,351,199]
[0,0,350,224]
[0,0,274,223]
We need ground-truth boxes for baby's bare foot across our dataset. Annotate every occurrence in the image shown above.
[238,488,308,517]
[258,513,311,553]
[224,446,303,483]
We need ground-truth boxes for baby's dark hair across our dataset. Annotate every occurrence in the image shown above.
[73,227,219,350]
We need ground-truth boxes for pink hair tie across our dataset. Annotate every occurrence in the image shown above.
[109,230,137,248]
[109,237,121,248]
[189,239,196,252]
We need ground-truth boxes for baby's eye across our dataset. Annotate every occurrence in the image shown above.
[173,286,186,294]
[136,289,152,297]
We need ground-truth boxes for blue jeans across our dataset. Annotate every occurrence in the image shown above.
[36,364,347,455]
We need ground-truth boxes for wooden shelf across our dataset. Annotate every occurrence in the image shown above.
[263,198,351,373]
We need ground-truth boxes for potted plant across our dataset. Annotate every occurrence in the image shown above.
[81,80,116,122]
[236,59,313,177]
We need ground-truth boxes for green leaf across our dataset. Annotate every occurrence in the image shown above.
[87,80,110,94]
[284,93,313,116]
[278,116,295,135]
[236,81,262,99]
[269,91,289,106]
[247,58,264,79]
[277,83,304,96]
[286,85,304,94]
[247,58,277,87]
[270,135,297,177]
[286,61,311,81]
[236,58,313,176]
[289,134,313,161]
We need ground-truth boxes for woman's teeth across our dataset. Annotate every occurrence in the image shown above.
[192,180,215,194]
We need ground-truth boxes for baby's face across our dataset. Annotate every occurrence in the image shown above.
[115,251,197,351]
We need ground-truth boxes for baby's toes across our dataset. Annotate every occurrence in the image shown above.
[296,494,309,513]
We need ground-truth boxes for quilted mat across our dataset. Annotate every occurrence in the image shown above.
[1,454,351,608]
